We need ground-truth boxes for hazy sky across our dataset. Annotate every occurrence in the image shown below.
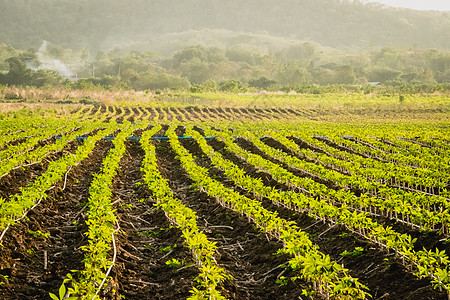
[365,0,450,11]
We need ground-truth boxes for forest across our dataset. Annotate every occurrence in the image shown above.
[0,0,449,94]
[0,42,449,93]
[0,0,449,51]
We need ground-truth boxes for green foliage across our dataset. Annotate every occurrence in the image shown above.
[1,0,450,51]
[248,76,276,89]
[165,258,182,269]
[28,229,50,239]
[1,39,449,92]
[340,247,364,258]
[275,276,288,286]
[219,80,246,92]
[49,275,77,300]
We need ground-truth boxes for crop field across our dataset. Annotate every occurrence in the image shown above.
[0,104,449,299]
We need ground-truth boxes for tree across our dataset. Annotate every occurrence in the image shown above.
[4,57,33,86]
[129,71,190,90]
[248,76,276,89]
[367,68,401,83]
[277,43,317,61]
[180,58,211,84]
[334,65,356,84]
[276,62,311,86]
[219,80,245,92]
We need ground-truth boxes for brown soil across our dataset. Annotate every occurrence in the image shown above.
[109,132,199,300]
[0,127,103,199]
[196,134,446,300]
[0,138,113,299]
[1,120,447,300]
[155,133,307,299]
[153,107,164,122]
[177,108,192,121]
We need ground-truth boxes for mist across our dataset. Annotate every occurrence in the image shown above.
[1,0,449,53]
[36,41,73,78]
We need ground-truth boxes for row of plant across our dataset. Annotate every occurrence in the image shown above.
[140,125,231,300]
[168,124,369,299]
[200,124,450,295]
[0,120,108,179]
[334,130,448,189]
[278,127,450,200]
[344,127,449,163]
[228,125,450,235]
[0,121,122,239]
[330,133,449,182]
[62,122,147,299]
[0,114,53,135]
[413,131,450,152]
[0,118,75,162]
[296,129,449,196]
[0,117,54,149]
[246,122,449,197]
[352,133,447,159]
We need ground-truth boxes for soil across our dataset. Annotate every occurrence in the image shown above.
[0,127,100,199]
[0,119,447,300]
[0,138,113,299]
[154,107,164,122]
[196,133,446,299]
[155,133,307,299]
[177,108,192,121]
[115,108,124,123]
[144,107,157,121]
[110,131,199,300]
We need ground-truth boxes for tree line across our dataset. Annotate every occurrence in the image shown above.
[0,43,449,94]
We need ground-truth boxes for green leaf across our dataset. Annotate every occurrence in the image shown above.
[59,283,66,299]
[49,293,59,300]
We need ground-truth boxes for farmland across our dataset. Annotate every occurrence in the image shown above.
[0,100,449,299]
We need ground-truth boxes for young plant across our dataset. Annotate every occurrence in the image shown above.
[165,258,182,269]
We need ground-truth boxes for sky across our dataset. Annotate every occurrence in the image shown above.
[365,0,450,11]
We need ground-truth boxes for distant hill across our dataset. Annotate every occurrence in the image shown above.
[0,0,449,52]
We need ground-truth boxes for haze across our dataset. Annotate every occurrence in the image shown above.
[365,0,450,11]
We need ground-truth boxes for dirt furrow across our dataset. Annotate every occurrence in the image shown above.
[0,138,113,299]
[202,136,446,299]
[0,128,103,199]
[111,130,199,300]
[158,134,306,299]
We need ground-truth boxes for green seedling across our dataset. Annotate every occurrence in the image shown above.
[165,258,182,269]
[340,246,364,257]
[139,229,158,237]
[49,275,77,300]
[160,244,177,253]
[301,289,316,298]
[0,274,9,286]
[28,229,50,239]
[275,276,289,286]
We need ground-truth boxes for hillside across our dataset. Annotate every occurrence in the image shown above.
[0,0,449,52]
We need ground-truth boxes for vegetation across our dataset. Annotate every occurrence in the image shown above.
[0,43,449,95]
[0,104,448,299]
[0,0,449,51]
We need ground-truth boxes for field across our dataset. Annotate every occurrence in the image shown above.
[0,99,449,299]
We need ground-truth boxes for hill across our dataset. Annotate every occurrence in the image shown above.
[0,0,449,52]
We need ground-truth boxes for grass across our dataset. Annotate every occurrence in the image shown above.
[0,88,449,123]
